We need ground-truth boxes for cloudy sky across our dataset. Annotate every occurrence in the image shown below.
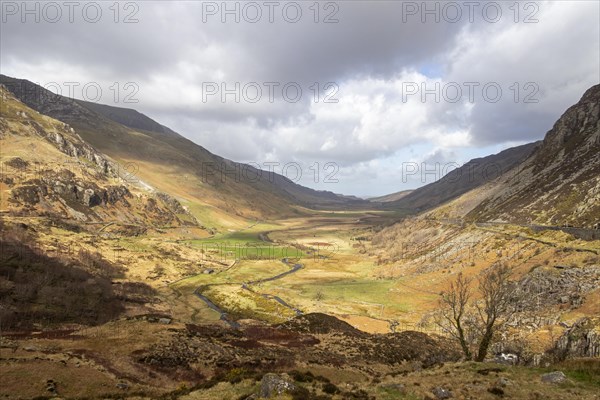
[1,1,599,197]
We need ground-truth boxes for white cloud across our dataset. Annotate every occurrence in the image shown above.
[1,0,598,196]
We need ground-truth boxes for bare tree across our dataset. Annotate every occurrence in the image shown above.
[438,263,518,362]
[474,263,517,361]
[439,272,473,360]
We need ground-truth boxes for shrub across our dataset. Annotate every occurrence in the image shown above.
[322,382,340,394]
[290,370,315,383]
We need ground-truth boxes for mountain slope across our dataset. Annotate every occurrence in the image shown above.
[0,84,198,228]
[385,141,539,212]
[467,84,600,226]
[0,75,367,230]
[370,189,413,203]
[75,100,178,136]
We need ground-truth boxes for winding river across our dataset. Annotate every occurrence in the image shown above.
[193,257,303,328]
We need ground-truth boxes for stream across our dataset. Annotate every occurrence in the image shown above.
[193,257,303,328]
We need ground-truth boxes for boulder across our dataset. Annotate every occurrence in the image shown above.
[258,373,297,398]
[496,377,511,387]
[541,371,567,384]
[82,188,101,207]
[431,386,452,399]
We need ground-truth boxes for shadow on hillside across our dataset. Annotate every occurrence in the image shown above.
[0,221,157,330]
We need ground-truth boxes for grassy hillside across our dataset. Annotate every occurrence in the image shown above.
[369,189,413,203]
[0,75,368,233]
[1,78,599,400]
[384,142,539,213]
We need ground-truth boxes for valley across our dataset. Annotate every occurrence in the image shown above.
[1,80,599,399]
[2,2,600,398]
[169,212,397,329]
[2,205,599,399]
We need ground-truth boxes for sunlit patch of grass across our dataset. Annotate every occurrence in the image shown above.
[205,285,296,323]
[185,229,305,262]
[377,386,421,400]
[555,359,600,387]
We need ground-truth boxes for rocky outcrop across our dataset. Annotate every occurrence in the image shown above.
[37,122,116,177]
[512,266,600,313]
[553,317,600,359]
[156,192,187,215]
[468,84,600,226]
[10,184,46,205]
[539,86,600,158]
[142,198,180,226]
[1,83,118,180]
[11,171,132,209]
[104,186,132,205]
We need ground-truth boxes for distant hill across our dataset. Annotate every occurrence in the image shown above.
[369,190,413,203]
[0,74,368,228]
[384,142,539,212]
[75,100,178,136]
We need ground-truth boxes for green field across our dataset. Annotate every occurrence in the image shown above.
[185,227,306,263]
[167,212,446,330]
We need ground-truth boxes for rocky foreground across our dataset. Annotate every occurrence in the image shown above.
[1,313,599,399]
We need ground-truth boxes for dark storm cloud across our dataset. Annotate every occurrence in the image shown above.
[1,4,186,79]
[1,1,598,195]
[1,2,465,84]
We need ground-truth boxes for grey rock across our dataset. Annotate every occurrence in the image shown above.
[82,188,102,207]
[496,377,511,387]
[541,371,567,384]
[554,317,600,358]
[258,373,296,398]
[431,386,452,399]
